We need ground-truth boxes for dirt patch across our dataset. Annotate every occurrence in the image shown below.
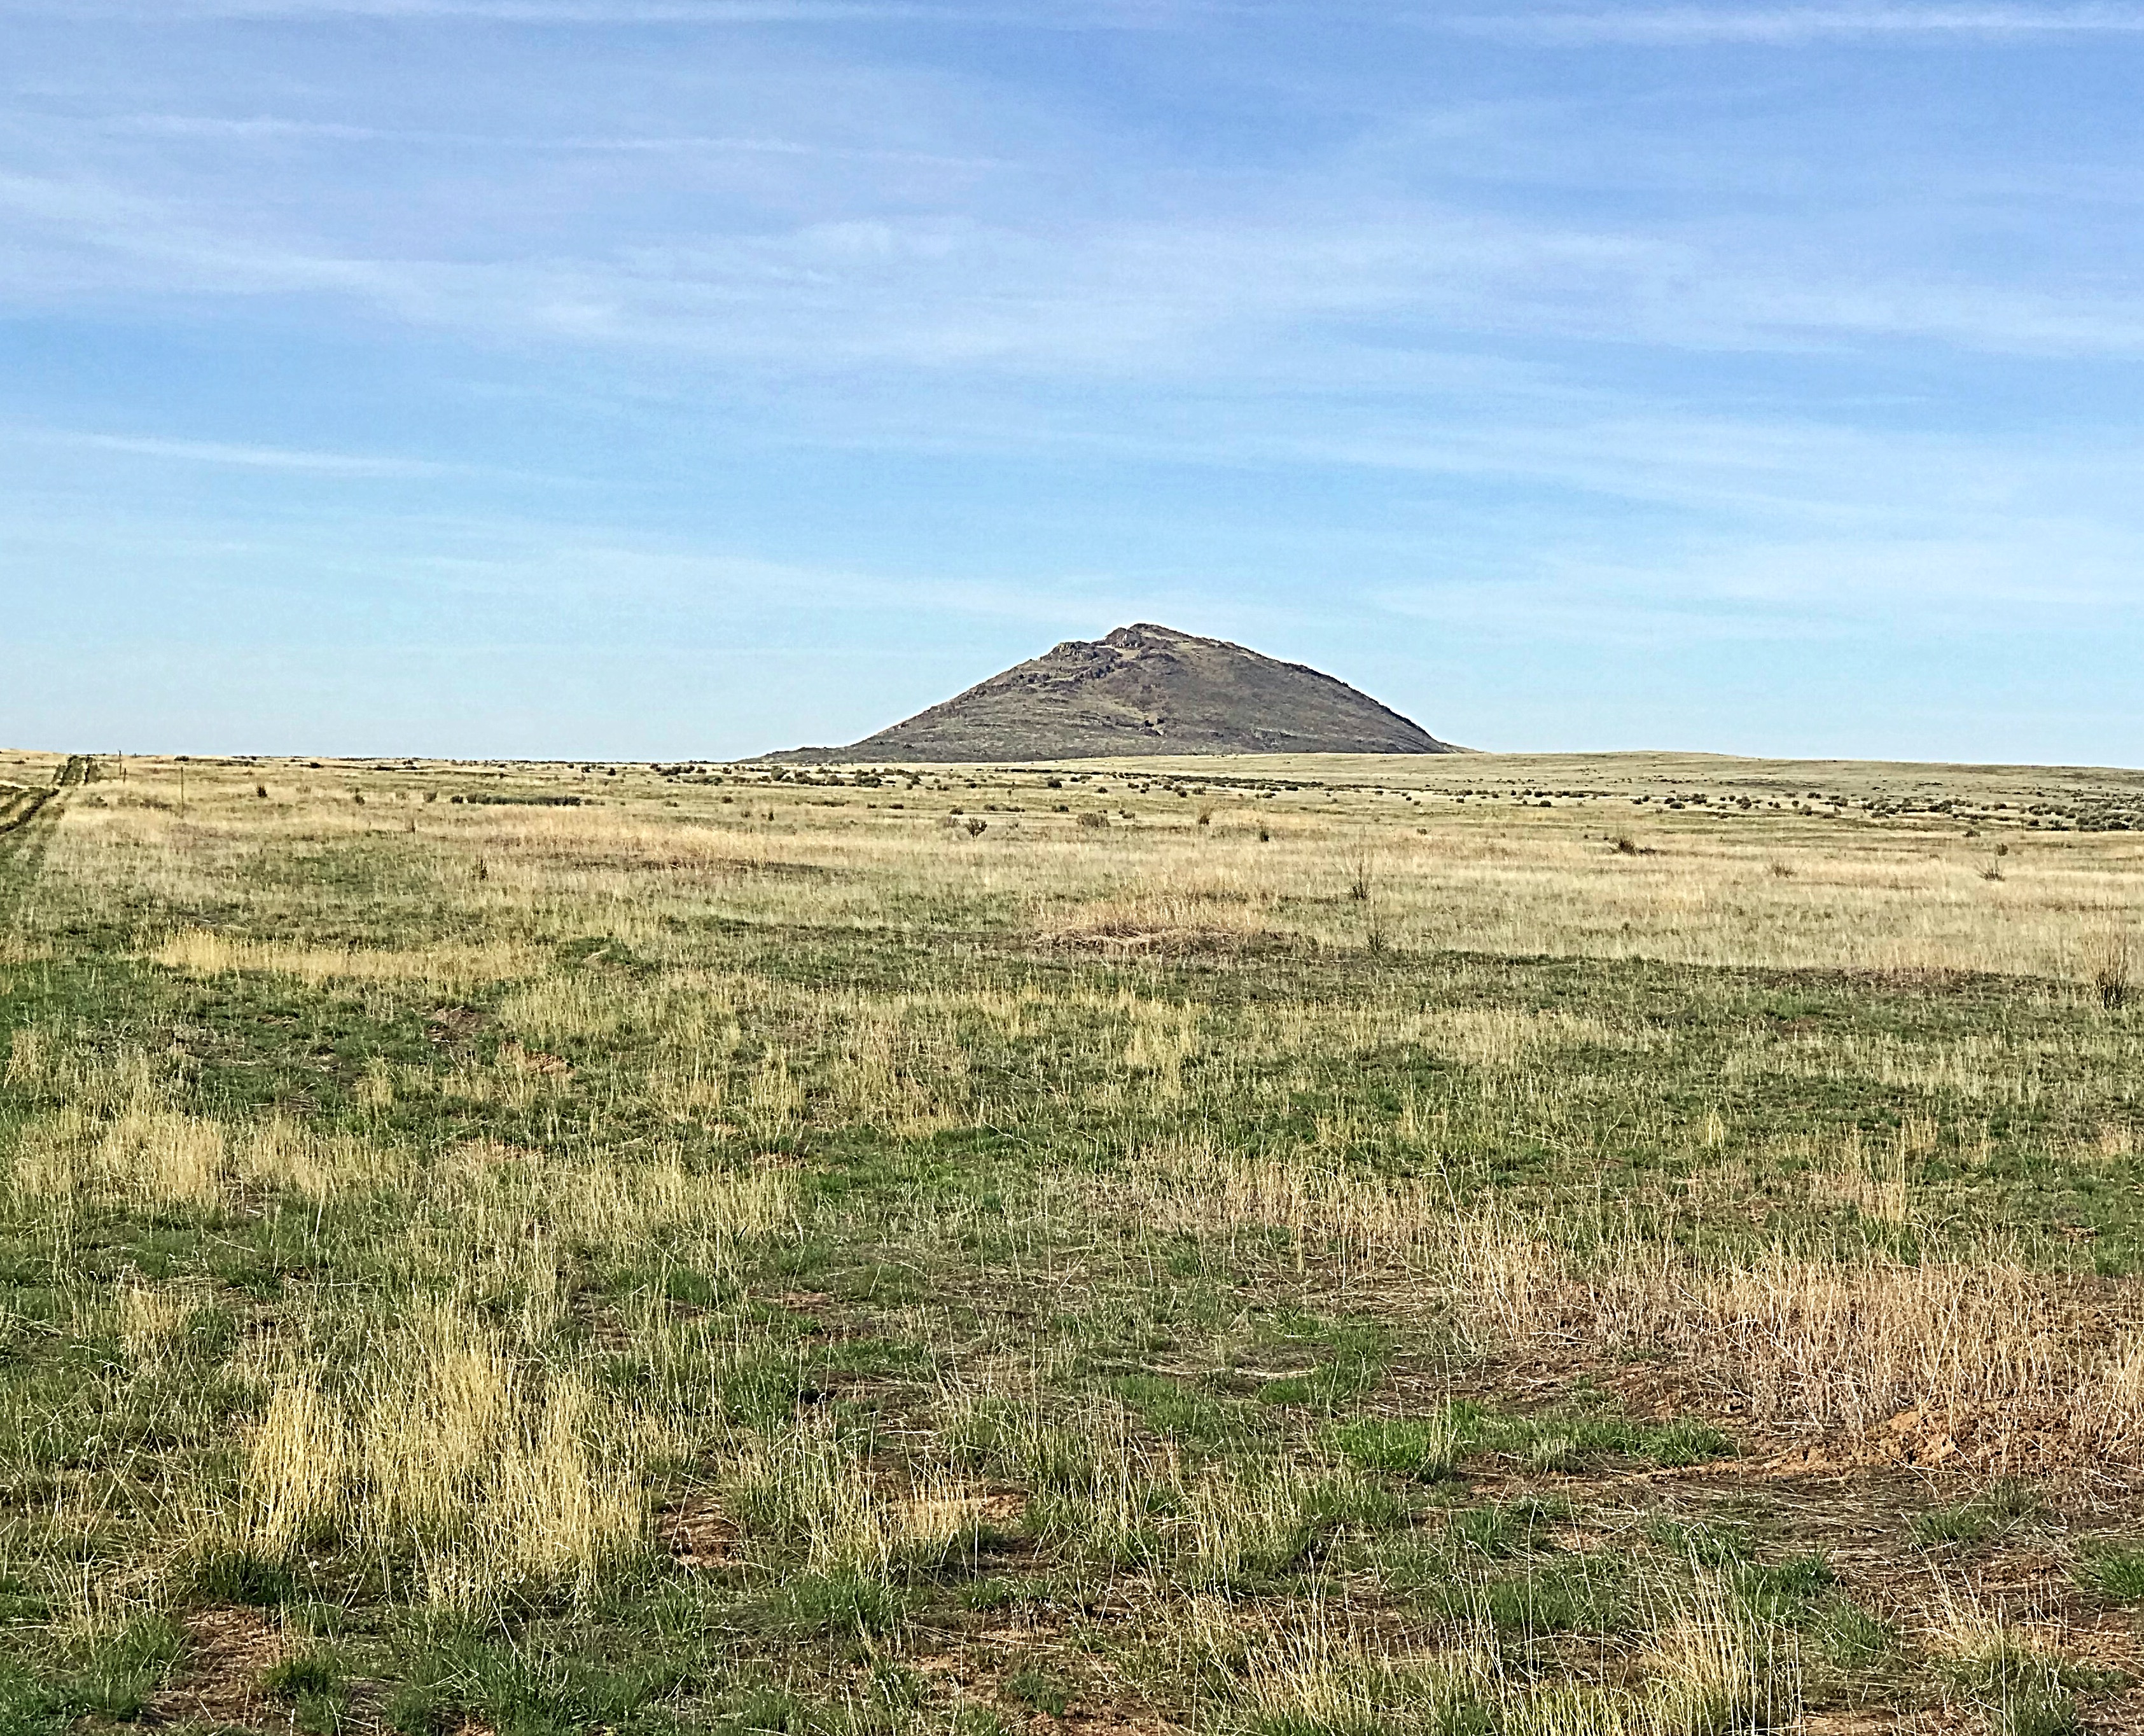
[1034,922,1281,957]
[497,1041,573,1078]
[2083,1687,2144,1733]
[150,1605,290,1729]
[1851,966,1978,996]
[449,1137,546,1168]
[425,1004,489,1046]
[659,1492,740,1569]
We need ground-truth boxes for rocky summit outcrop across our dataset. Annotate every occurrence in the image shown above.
[776,623,1460,762]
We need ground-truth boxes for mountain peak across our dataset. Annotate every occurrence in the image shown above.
[1100,621,1192,647]
[778,624,1460,762]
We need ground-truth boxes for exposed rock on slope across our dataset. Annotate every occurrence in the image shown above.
[779,623,1459,761]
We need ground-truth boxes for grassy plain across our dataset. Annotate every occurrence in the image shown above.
[1,745,2142,1735]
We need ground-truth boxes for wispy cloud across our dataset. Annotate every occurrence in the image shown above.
[11,154,2141,372]
[0,0,1143,22]
[14,5,2140,376]
[0,424,587,487]
[1442,6,2144,43]
[20,429,465,476]
[96,113,1012,167]
[0,1,929,19]
[36,0,2144,25]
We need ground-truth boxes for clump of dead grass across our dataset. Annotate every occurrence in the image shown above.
[239,1303,647,1606]
[1214,1580,1790,1736]
[1037,878,1287,954]
[152,927,532,990]
[10,1104,228,1207]
[2082,926,2136,1010]
[730,1413,984,1578]
[1106,1142,2144,1457]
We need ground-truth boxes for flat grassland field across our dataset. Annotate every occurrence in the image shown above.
[4,748,2144,1736]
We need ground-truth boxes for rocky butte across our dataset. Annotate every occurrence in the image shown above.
[776,623,1460,762]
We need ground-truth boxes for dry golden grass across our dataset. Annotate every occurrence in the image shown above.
[732,1413,983,1578]
[241,1304,645,1604]
[153,927,533,990]
[1218,1581,1785,1736]
[42,749,2144,982]
[8,746,2144,1730]
[1106,1138,2144,1454]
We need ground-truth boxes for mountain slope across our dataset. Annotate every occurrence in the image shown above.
[781,623,1459,761]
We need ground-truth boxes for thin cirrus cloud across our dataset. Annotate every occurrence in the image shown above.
[3,427,537,479]
[94,113,1014,167]
[8,145,2141,374]
[0,1,925,17]
[62,433,450,476]
[15,0,2144,25]
[0,0,1131,20]
[1441,5,2144,41]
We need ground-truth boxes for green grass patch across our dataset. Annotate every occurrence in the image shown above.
[1912,1480,2041,1548]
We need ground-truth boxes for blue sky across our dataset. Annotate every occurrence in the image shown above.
[4,2,2142,763]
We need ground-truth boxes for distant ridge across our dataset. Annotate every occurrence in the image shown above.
[774,623,1461,763]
